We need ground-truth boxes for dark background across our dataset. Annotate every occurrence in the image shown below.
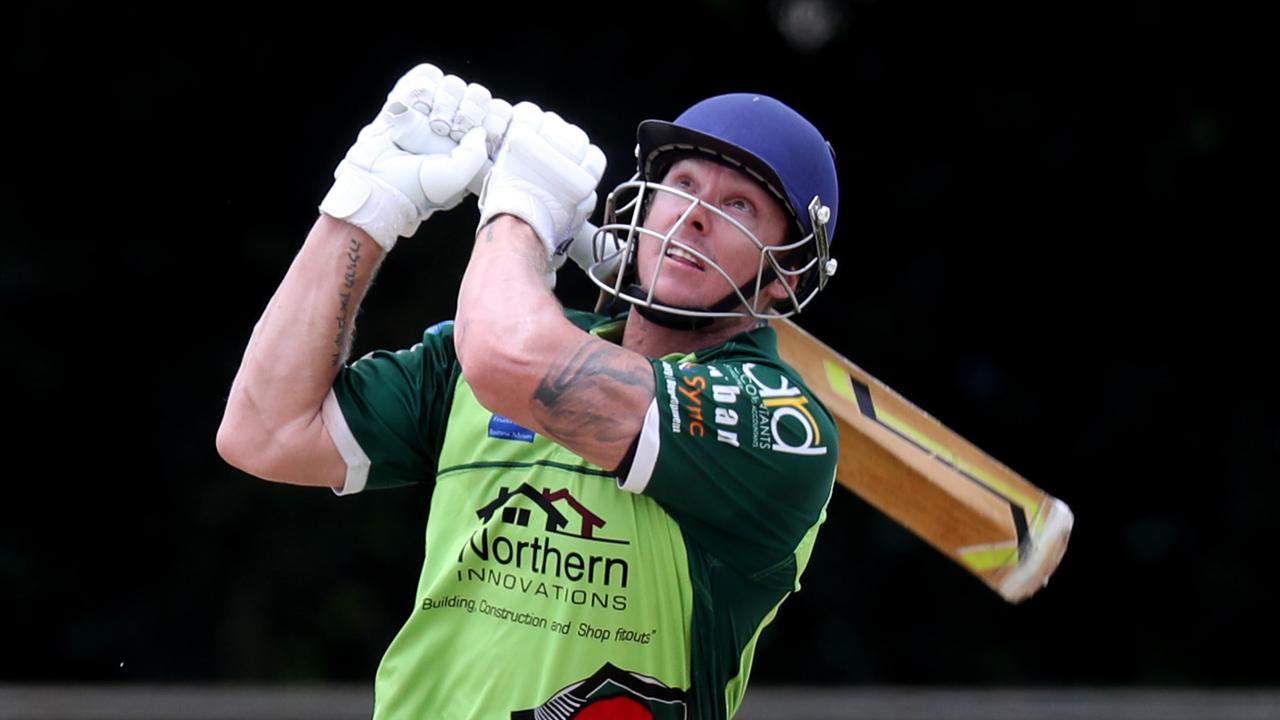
[4,1,1274,687]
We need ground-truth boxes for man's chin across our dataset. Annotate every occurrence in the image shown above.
[629,293,759,331]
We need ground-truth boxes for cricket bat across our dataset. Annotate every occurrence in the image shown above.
[772,318,1073,603]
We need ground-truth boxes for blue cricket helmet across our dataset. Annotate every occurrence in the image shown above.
[636,93,839,246]
[586,93,840,325]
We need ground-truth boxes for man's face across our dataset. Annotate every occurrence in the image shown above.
[635,157,791,312]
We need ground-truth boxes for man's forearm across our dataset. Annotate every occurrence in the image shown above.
[455,216,653,471]
[220,214,385,467]
[455,215,561,370]
[455,215,568,412]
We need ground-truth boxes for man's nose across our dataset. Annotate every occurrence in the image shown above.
[684,197,714,235]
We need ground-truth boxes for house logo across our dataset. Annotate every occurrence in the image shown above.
[511,663,688,720]
[477,483,629,545]
[456,484,633,607]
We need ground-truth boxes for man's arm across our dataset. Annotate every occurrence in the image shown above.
[453,114,652,471]
[217,64,499,488]
[217,216,383,488]
[455,216,655,471]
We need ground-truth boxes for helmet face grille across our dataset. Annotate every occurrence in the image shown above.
[585,178,831,322]
[636,93,839,245]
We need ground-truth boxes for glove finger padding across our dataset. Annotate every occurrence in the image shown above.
[477,119,606,257]
[384,101,459,157]
[537,112,590,163]
[428,74,467,137]
[453,83,492,140]
[509,101,544,132]
[481,98,513,157]
[387,63,444,116]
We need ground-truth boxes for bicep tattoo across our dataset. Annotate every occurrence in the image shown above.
[531,339,655,452]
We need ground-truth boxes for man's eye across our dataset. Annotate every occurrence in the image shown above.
[728,198,753,213]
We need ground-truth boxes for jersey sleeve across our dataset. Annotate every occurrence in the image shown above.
[617,357,838,582]
[323,322,461,495]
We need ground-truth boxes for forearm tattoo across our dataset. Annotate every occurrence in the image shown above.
[330,236,362,368]
[532,340,653,449]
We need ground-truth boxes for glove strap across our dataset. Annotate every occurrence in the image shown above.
[319,167,421,252]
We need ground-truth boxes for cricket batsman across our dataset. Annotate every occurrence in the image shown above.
[218,62,841,719]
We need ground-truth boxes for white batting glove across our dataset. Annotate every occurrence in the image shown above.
[476,103,607,258]
[319,64,514,252]
[381,65,515,179]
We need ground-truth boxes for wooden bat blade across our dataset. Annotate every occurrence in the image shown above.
[772,318,1073,602]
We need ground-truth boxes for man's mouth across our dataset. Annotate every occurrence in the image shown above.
[664,246,705,271]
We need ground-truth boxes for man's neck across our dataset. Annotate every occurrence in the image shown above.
[620,309,764,359]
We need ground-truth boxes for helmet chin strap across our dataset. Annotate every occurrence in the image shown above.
[622,264,782,331]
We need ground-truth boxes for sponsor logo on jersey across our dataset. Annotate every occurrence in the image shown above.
[676,374,707,437]
[475,484,629,545]
[741,363,827,456]
[452,484,631,611]
[676,362,828,456]
[488,414,535,442]
[661,362,681,434]
[512,663,688,720]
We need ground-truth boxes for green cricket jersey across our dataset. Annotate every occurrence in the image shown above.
[322,310,837,719]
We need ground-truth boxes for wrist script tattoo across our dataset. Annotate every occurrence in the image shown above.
[330,236,362,368]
